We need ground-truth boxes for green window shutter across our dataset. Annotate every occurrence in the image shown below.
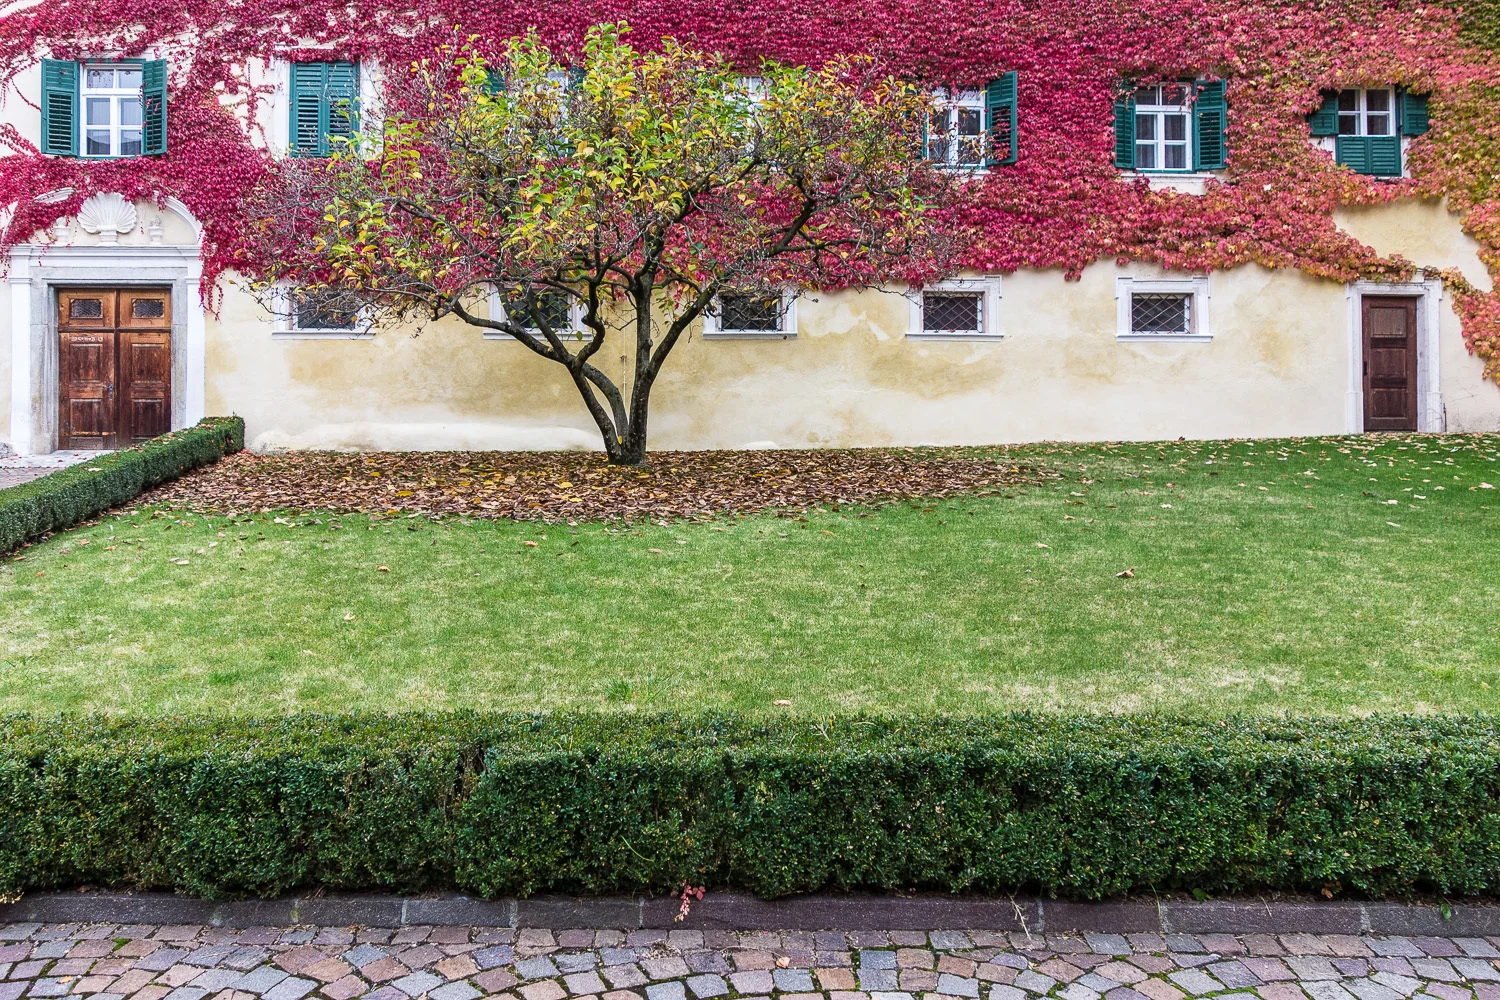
[1192,78,1227,170]
[40,58,79,157]
[566,66,586,90]
[1369,135,1402,176]
[985,71,1018,166]
[1400,89,1430,136]
[142,59,168,155]
[325,61,359,151]
[1112,84,1136,169]
[1335,136,1369,173]
[289,62,327,157]
[482,68,506,95]
[290,61,357,156]
[1336,135,1402,177]
[1308,90,1339,136]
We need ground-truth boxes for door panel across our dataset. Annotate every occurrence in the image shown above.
[57,288,172,449]
[120,336,171,441]
[58,290,115,330]
[119,290,171,329]
[58,330,116,449]
[1362,296,1418,432]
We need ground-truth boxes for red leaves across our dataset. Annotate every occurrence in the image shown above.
[140,448,1048,522]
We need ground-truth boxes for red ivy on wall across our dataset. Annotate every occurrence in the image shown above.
[2,0,1500,381]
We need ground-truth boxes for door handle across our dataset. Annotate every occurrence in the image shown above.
[106,380,114,398]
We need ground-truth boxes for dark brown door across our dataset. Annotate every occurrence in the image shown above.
[118,290,173,443]
[1362,296,1418,432]
[57,288,171,449]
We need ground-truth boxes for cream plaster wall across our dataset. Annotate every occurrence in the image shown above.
[1,63,41,160]
[189,197,1500,451]
[202,259,1370,452]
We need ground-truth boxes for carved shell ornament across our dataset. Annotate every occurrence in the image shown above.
[76,192,138,244]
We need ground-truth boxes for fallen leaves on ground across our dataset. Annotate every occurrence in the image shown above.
[138,448,1048,522]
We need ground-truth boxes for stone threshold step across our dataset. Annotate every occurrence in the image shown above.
[0,895,1495,936]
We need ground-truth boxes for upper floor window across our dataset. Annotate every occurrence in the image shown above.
[737,76,767,106]
[83,65,144,156]
[924,73,1018,169]
[927,90,986,168]
[289,61,359,158]
[1133,84,1191,171]
[39,58,167,158]
[1339,88,1395,136]
[1113,79,1226,174]
[1308,87,1429,179]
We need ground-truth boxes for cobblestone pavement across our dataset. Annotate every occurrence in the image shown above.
[1,925,1499,1000]
[0,451,99,489]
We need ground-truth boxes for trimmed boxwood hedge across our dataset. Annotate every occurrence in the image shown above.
[0,417,243,552]
[2,713,1500,900]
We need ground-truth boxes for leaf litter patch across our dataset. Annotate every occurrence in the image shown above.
[138,448,1051,522]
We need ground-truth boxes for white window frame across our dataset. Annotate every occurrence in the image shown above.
[926,89,988,170]
[1337,88,1396,137]
[483,285,586,341]
[906,277,1003,341]
[737,76,767,106]
[1115,276,1212,342]
[1133,83,1193,174]
[80,63,146,159]
[269,285,372,339]
[703,288,798,340]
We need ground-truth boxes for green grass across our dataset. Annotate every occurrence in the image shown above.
[2,434,1498,715]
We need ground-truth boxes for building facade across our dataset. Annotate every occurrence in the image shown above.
[1,0,1498,454]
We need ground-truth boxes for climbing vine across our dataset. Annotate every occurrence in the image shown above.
[2,0,1500,380]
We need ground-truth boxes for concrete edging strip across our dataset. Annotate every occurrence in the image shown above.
[2,892,1497,933]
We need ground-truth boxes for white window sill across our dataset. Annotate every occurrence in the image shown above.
[907,332,1003,342]
[272,330,373,340]
[1116,333,1213,343]
[702,331,795,340]
[482,330,587,341]
[1121,172,1216,195]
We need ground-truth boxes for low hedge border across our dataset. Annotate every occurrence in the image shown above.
[0,417,243,552]
[2,713,1500,901]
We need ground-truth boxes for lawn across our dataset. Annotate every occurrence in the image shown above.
[1,433,1497,716]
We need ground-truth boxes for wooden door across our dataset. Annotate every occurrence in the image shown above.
[1362,296,1419,432]
[57,288,172,449]
[118,289,172,443]
[58,290,119,449]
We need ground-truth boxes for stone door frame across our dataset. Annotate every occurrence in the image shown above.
[8,205,204,455]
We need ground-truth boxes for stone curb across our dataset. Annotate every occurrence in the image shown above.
[2,893,1498,933]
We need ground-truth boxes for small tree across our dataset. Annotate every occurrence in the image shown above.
[245,24,953,464]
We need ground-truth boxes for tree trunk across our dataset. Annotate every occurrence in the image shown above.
[612,433,648,465]
[599,283,657,466]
